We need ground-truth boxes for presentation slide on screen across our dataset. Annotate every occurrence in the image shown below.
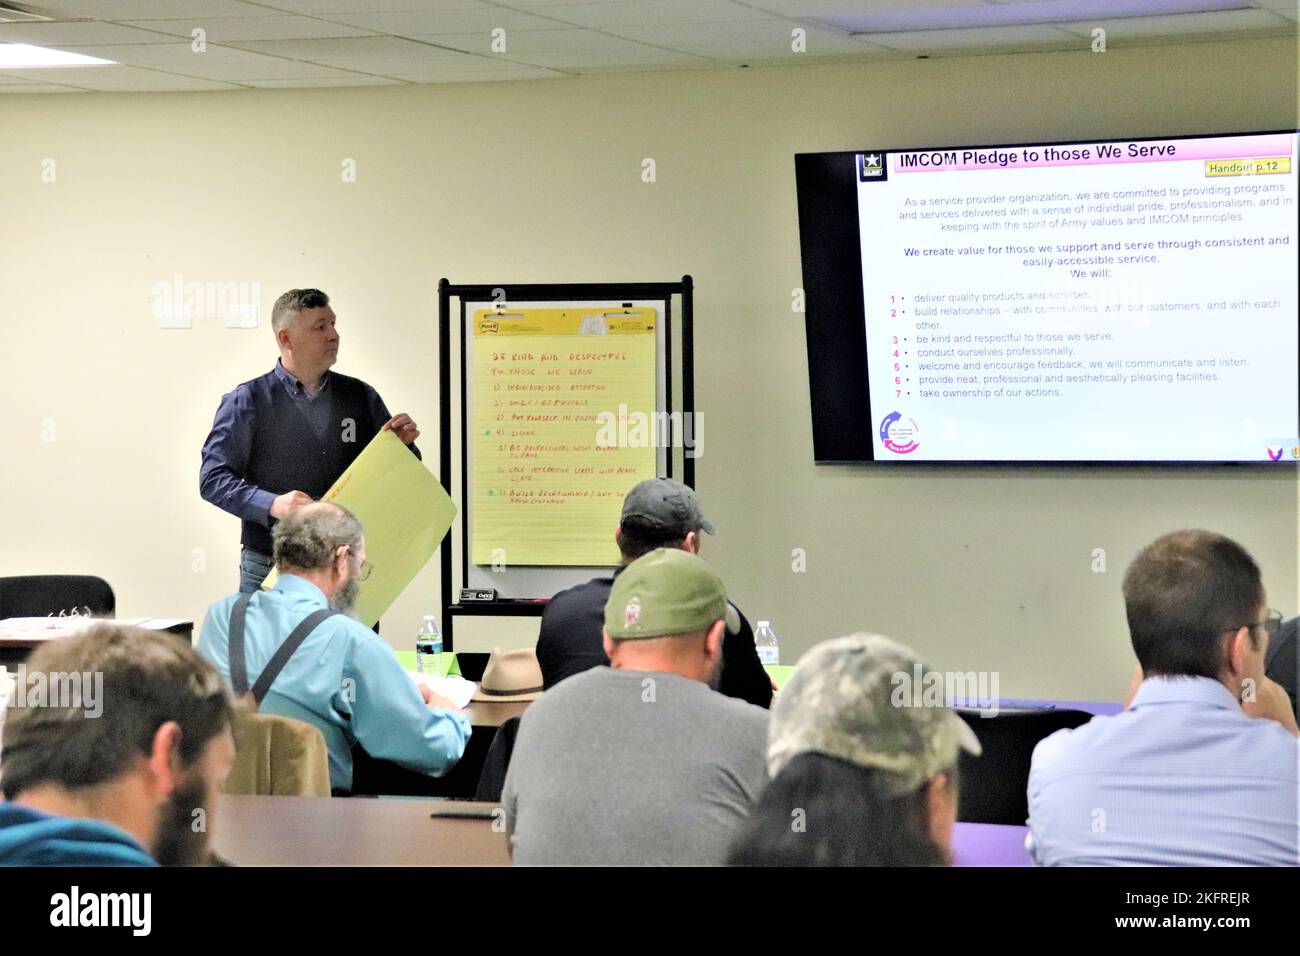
[856,133,1299,462]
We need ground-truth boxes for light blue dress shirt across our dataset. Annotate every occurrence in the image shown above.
[1028,676,1299,866]
[200,575,470,791]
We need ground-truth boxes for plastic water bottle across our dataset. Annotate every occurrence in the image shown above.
[416,615,443,675]
[754,620,780,666]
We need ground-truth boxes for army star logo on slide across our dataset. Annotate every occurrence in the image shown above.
[625,597,642,629]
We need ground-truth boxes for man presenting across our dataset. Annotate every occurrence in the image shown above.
[201,288,420,592]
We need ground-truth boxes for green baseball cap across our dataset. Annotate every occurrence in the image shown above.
[767,633,982,796]
[604,548,740,640]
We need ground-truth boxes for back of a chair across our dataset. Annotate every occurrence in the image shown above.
[0,575,115,619]
[474,715,523,803]
[955,707,1094,825]
[223,708,331,798]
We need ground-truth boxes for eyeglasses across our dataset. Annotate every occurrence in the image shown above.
[1228,609,1283,642]
[47,606,92,618]
[343,548,374,582]
[43,607,93,628]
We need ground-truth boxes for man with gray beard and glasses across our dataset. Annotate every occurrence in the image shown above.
[198,502,469,794]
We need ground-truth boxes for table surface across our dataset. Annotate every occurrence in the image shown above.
[393,651,1119,714]
[952,822,1032,867]
[0,617,192,647]
[211,796,1030,867]
[213,795,512,866]
[398,653,1121,727]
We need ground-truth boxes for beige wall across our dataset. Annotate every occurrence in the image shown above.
[1,37,1296,699]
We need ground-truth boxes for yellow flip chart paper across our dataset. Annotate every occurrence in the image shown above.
[263,430,457,628]
[471,307,658,566]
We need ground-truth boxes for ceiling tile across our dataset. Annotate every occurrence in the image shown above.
[375,56,541,72]
[0,82,90,92]
[607,19,869,55]
[3,64,241,90]
[0,21,179,45]
[256,0,493,12]
[0,0,1284,91]
[118,16,379,42]
[741,0,987,11]
[54,43,296,66]
[861,24,1082,52]
[301,51,497,72]
[521,0,775,29]
[1054,9,1292,38]
[1251,0,1298,21]
[508,48,715,68]
[243,75,408,87]
[157,58,372,80]
[320,8,566,33]
[411,27,661,53]
[397,67,566,82]
[30,1,274,18]
[814,0,1257,32]
[231,35,447,57]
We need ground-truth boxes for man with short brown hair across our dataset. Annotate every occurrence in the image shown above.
[0,625,236,866]
[1028,530,1299,867]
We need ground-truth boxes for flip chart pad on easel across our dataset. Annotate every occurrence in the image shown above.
[470,306,659,567]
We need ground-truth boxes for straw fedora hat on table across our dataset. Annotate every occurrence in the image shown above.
[470,647,545,703]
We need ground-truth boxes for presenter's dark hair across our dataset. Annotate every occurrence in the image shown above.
[1,625,232,800]
[617,515,690,561]
[727,752,951,867]
[271,288,330,332]
[1122,529,1264,679]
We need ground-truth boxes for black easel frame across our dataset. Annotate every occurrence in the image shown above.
[437,278,695,650]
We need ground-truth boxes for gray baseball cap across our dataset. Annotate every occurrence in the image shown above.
[620,478,715,537]
[767,633,981,796]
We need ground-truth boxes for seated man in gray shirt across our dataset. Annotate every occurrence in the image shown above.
[502,548,769,865]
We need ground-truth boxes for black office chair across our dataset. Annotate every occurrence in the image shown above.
[474,715,522,802]
[955,707,1093,825]
[455,652,490,682]
[0,575,115,619]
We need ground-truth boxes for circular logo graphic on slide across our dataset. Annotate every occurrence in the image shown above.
[880,411,920,454]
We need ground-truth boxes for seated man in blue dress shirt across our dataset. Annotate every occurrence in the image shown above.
[199,502,470,794]
[200,287,421,594]
[1028,529,1299,867]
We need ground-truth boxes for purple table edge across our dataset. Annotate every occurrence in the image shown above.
[952,823,1033,867]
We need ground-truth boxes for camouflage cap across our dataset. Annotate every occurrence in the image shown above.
[767,633,981,796]
[621,478,716,537]
[604,548,740,639]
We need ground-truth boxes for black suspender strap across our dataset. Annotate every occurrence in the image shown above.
[228,596,339,708]
[228,593,255,699]
[250,609,338,706]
